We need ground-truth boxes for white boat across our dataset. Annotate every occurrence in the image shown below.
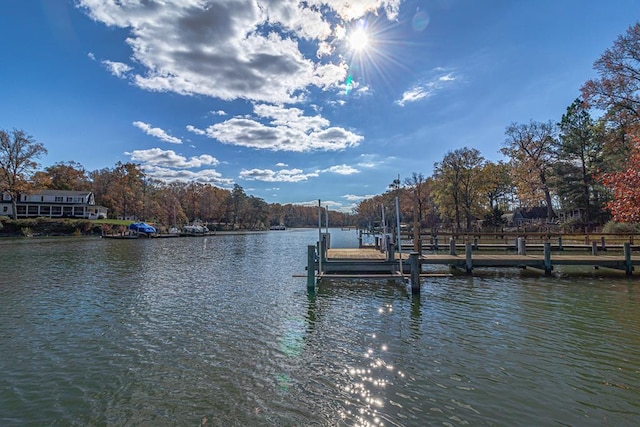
[180,222,211,236]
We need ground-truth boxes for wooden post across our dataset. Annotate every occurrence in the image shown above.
[409,252,420,294]
[418,239,423,256]
[473,237,478,250]
[601,236,606,251]
[592,241,598,256]
[434,236,439,251]
[544,242,552,276]
[307,245,316,289]
[387,241,395,262]
[517,237,526,255]
[358,230,363,248]
[465,242,473,274]
[624,242,633,276]
[449,237,456,255]
[558,236,563,251]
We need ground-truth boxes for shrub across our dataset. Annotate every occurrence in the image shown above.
[602,221,640,234]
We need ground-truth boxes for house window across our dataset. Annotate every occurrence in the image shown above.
[66,197,73,202]
[40,206,50,215]
[55,196,63,202]
[28,206,38,215]
[41,196,44,202]
[52,206,62,216]
[63,206,73,217]
[2,206,7,213]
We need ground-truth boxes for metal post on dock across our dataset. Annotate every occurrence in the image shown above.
[601,236,606,251]
[409,252,420,294]
[307,245,316,289]
[592,241,598,256]
[624,242,633,276]
[434,236,439,251]
[544,242,552,275]
[558,236,563,251]
[465,242,473,274]
[449,237,456,255]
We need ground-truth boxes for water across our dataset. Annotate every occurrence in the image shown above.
[1,229,640,426]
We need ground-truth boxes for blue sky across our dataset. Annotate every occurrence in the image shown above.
[1,1,639,212]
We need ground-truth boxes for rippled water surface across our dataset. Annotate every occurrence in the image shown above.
[1,229,640,426]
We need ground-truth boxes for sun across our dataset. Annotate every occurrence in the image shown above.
[348,27,370,52]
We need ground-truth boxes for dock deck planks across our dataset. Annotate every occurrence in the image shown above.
[325,248,640,273]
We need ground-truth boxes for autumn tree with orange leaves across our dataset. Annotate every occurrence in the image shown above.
[600,140,640,222]
[582,22,640,223]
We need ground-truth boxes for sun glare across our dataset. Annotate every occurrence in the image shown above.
[348,28,370,52]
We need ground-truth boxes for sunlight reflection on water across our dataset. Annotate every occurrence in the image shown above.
[1,231,640,425]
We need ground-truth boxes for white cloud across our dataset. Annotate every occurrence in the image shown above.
[102,60,132,78]
[395,86,430,107]
[343,194,376,201]
[126,148,219,168]
[357,153,387,168]
[239,168,319,182]
[124,146,232,187]
[186,125,205,135]
[142,165,234,186]
[395,70,459,107]
[275,162,288,167]
[207,104,362,152]
[210,110,227,116]
[323,164,360,175]
[78,0,402,104]
[133,121,182,144]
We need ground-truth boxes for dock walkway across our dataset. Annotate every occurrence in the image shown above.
[325,247,640,274]
[305,244,640,294]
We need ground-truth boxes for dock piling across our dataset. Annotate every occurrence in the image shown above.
[409,252,420,294]
[625,242,634,275]
[449,238,456,255]
[307,245,316,289]
[517,237,526,255]
[544,242,552,275]
[465,242,473,274]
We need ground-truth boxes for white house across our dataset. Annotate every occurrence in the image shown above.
[1,190,108,219]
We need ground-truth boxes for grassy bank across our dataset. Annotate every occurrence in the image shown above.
[0,217,132,237]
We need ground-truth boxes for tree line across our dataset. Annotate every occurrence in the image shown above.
[0,143,353,229]
[354,22,640,233]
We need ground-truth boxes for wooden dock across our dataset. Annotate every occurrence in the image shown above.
[305,242,639,294]
[324,247,640,274]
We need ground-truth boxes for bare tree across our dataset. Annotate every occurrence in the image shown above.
[0,129,48,219]
[501,120,558,221]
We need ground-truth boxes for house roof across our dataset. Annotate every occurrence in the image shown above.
[33,190,92,197]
